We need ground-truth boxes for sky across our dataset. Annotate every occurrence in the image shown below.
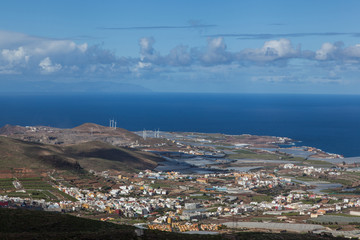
[1,0,360,94]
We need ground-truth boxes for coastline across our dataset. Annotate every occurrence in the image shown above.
[1,93,359,157]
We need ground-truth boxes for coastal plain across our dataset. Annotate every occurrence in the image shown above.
[0,123,360,239]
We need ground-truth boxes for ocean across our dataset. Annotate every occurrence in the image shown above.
[1,93,359,157]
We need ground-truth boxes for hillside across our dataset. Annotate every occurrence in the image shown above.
[0,208,343,240]
[0,136,162,174]
[0,124,27,135]
[64,141,162,172]
[0,136,71,170]
[0,123,144,146]
[72,123,141,142]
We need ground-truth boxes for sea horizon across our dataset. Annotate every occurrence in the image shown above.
[1,92,359,157]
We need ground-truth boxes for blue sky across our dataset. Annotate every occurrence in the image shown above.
[1,0,360,93]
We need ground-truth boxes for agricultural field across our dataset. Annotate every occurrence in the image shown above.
[0,177,75,202]
[0,178,15,192]
[19,177,54,190]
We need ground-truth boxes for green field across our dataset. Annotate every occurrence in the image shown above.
[0,178,15,191]
[0,177,77,202]
[5,192,29,198]
[52,188,78,202]
[19,177,54,190]
[251,195,273,203]
[190,194,214,200]
[300,159,333,167]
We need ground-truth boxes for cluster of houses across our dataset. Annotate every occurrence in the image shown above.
[148,222,222,232]
[282,163,341,176]
[55,184,180,217]
[3,166,360,235]
[235,172,292,190]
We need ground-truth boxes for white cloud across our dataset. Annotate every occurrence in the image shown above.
[166,45,191,66]
[78,43,88,53]
[139,37,158,62]
[199,37,233,65]
[240,39,298,62]
[263,39,296,57]
[315,42,339,60]
[2,47,29,63]
[39,57,62,73]
[313,41,360,61]
[342,44,360,58]
[0,30,127,77]
[2,29,360,91]
[0,31,35,49]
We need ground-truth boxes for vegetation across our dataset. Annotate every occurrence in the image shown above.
[206,207,218,212]
[191,194,214,200]
[0,208,137,239]
[301,199,321,204]
[0,176,77,202]
[300,159,333,167]
[19,178,54,190]
[252,195,273,203]
[281,212,300,216]
[110,218,147,225]
[0,178,15,190]
[251,217,280,222]
[4,192,29,198]
[254,185,291,197]
[0,208,343,239]
[52,188,78,202]
[149,182,172,189]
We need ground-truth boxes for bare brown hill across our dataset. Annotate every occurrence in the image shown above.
[0,124,27,135]
[0,123,146,146]
[72,123,141,142]
[0,136,162,174]
[64,141,162,172]
[0,136,76,170]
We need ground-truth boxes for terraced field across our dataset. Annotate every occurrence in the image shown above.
[0,178,15,191]
[0,177,76,202]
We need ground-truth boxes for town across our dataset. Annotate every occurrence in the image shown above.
[2,163,360,238]
[1,124,360,238]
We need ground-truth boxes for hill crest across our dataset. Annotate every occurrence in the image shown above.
[0,124,27,135]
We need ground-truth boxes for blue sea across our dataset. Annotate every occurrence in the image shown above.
[1,93,359,157]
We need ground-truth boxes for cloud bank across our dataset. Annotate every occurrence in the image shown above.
[1,30,360,91]
[0,30,131,77]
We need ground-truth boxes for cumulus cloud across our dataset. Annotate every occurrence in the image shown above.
[0,30,130,78]
[165,45,192,66]
[139,37,158,62]
[315,42,341,60]
[240,39,298,62]
[198,37,233,65]
[312,41,360,62]
[136,37,233,67]
[2,29,360,89]
[2,47,29,63]
[39,57,62,73]
[343,44,360,58]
